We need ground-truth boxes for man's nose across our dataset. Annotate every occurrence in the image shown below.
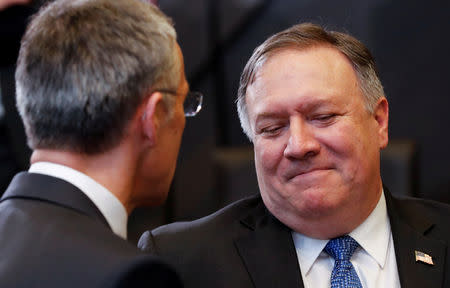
[283,117,320,159]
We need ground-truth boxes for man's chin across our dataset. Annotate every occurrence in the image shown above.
[284,187,344,216]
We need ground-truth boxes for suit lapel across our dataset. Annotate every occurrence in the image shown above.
[1,172,109,228]
[234,202,304,288]
[386,191,446,288]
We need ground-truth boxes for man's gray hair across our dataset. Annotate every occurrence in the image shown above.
[237,23,385,141]
[16,0,180,154]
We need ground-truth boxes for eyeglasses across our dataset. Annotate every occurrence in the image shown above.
[183,91,203,117]
[156,90,203,117]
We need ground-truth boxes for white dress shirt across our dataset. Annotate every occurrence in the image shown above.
[292,191,401,288]
[29,161,128,239]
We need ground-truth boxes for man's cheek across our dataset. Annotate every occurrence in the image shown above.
[256,144,280,172]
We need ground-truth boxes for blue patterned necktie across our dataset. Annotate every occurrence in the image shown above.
[324,235,363,288]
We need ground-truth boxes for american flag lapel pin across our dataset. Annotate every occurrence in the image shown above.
[415,250,434,265]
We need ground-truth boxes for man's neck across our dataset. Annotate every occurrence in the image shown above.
[31,148,137,214]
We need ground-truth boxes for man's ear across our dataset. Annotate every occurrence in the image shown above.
[374,97,389,149]
[141,92,164,147]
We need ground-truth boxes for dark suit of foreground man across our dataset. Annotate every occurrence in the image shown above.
[139,23,450,287]
[0,0,202,286]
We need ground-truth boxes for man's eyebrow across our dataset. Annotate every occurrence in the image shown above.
[255,112,284,120]
[254,112,286,126]
[254,98,335,122]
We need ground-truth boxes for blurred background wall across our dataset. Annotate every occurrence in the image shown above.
[1,0,449,243]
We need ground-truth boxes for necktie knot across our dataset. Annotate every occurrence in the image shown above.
[325,235,359,261]
[324,235,362,288]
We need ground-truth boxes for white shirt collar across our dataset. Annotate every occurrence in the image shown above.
[350,190,390,268]
[292,190,390,274]
[29,161,128,239]
[291,231,328,275]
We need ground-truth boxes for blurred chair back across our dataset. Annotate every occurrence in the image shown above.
[380,139,418,198]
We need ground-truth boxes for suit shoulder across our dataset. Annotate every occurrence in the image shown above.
[138,194,263,251]
[390,195,450,232]
[393,195,450,217]
[157,194,261,234]
[0,199,181,287]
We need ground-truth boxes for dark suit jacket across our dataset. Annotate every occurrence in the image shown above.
[0,172,182,288]
[139,190,450,288]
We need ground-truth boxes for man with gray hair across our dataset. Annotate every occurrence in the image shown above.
[0,0,202,287]
[139,23,450,287]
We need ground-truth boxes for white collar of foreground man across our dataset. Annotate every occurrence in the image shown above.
[29,161,128,239]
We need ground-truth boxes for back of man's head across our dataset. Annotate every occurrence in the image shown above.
[16,0,179,154]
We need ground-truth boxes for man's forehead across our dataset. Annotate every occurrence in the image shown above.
[246,46,363,120]
[249,48,352,92]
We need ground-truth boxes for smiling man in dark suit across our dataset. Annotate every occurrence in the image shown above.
[139,23,450,288]
[0,0,204,287]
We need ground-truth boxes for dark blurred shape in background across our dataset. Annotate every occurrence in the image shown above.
[0,0,42,193]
